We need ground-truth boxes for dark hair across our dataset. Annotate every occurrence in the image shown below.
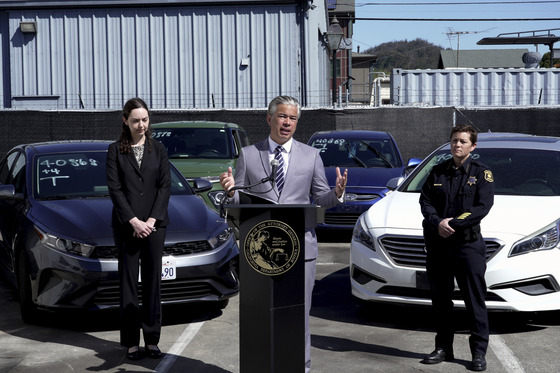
[267,96,301,118]
[119,97,152,154]
[450,124,478,144]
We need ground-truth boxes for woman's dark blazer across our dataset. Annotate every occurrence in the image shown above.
[106,139,171,229]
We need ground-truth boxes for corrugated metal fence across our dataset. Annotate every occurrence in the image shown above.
[391,68,560,107]
[2,4,329,110]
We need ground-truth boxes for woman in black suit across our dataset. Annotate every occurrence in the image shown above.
[106,98,171,360]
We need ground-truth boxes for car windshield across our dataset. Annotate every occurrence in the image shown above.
[310,137,400,168]
[402,147,560,196]
[35,150,192,200]
[152,128,231,159]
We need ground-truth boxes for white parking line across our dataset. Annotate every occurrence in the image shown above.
[489,335,525,373]
[155,321,205,373]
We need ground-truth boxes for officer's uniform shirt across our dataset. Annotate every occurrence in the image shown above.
[420,155,495,243]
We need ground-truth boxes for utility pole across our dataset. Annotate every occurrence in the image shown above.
[446,29,485,67]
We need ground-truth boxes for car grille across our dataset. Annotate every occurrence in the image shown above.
[379,235,502,268]
[93,240,212,259]
[93,279,221,306]
[324,213,361,226]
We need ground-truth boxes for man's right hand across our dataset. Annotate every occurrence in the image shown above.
[220,167,235,197]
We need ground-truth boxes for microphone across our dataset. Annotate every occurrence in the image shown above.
[270,159,279,185]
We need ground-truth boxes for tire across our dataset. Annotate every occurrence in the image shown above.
[216,299,229,310]
[17,253,41,324]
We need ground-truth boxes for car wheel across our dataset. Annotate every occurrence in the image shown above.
[17,253,41,324]
[216,299,229,309]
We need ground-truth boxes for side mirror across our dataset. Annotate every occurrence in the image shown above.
[386,177,403,191]
[191,178,213,194]
[404,157,422,176]
[0,184,23,200]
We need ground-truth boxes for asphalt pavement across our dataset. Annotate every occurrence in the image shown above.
[0,234,559,372]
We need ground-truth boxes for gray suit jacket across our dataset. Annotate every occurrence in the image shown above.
[232,139,341,260]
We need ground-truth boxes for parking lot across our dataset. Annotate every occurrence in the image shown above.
[0,233,559,373]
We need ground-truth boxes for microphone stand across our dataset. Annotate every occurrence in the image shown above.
[219,159,279,219]
[219,175,274,219]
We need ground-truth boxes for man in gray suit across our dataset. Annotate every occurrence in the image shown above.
[220,95,347,372]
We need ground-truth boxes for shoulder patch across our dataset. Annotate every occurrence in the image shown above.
[484,170,494,183]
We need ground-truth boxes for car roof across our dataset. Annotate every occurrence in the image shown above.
[15,140,112,155]
[439,132,560,150]
[152,120,243,129]
[309,130,392,140]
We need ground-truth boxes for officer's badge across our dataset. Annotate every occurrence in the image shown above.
[467,176,477,186]
[484,170,494,182]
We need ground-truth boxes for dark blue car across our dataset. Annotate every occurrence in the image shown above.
[308,130,420,230]
[0,141,239,323]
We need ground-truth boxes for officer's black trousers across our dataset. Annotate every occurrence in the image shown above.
[426,235,489,357]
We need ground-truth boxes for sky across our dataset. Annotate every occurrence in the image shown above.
[351,0,560,54]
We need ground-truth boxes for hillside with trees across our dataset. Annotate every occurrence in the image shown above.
[363,38,447,73]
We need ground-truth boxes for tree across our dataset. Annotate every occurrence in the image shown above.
[363,38,446,73]
[539,51,560,68]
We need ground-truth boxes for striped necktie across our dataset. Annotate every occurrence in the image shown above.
[274,145,285,194]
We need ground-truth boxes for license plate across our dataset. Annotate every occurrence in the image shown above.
[139,258,176,282]
[161,258,176,281]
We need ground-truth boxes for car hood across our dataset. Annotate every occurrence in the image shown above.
[325,166,404,190]
[30,195,220,246]
[169,158,236,178]
[366,192,560,238]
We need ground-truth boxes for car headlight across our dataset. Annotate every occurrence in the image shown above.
[353,214,376,251]
[509,220,560,257]
[208,228,232,249]
[35,227,95,257]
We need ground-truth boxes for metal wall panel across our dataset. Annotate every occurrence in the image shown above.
[391,68,560,107]
[2,3,328,110]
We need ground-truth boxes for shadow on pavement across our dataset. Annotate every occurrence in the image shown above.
[316,229,353,243]
[0,272,234,372]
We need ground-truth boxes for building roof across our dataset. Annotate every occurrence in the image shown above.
[0,0,298,9]
[351,52,378,61]
[328,0,354,14]
[439,49,529,69]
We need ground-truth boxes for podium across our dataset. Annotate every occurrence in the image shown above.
[225,204,323,373]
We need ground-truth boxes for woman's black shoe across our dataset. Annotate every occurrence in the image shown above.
[126,346,142,360]
[146,345,162,359]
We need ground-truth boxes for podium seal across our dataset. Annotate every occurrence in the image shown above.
[244,219,300,276]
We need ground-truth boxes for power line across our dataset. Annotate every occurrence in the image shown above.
[356,1,560,6]
[347,17,560,21]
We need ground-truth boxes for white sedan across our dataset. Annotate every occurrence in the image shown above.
[350,132,560,312]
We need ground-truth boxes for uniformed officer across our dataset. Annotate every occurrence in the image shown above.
[419,124,494,372]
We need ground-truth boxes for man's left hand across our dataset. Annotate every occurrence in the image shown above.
[335,167,348,198]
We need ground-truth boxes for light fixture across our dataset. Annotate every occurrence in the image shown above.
[326,16,344,106]
[326,17,343,52]
[20,21,37,34]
